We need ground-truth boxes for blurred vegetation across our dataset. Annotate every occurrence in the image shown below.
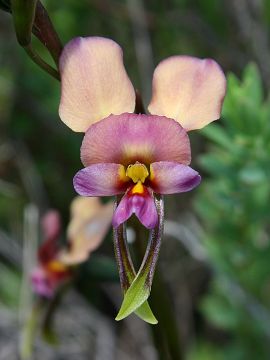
[1,0,270,359]
[195,64,270,359]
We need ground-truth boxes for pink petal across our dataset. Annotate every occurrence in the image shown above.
[112,187,158,229]
[148,56,226,131]
[81,113,191,167]
[59,37,136,132]
[31,267,55,298]
[38,212,61,265]
[59,201,114,265]
[150,161,201,194]
[41,210,61,243]
[73,163,130,196]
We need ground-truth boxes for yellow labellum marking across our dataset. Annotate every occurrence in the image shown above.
[119,165,130,182]
[149,164,155,181]
[126,162,149,183]
[47,260,68,273]
[131,181,144,194]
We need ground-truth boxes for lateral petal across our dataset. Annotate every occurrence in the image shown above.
[59,37,136,132]
[150,161,201,194]
[73,163,130,196]
[148,56,226,131]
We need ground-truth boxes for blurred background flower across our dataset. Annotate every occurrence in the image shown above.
[31,210,71,298]
[31,197,113,298]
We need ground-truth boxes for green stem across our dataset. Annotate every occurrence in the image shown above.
[133,223,183,360]
[41,280,71,343]
[19,298,45,360]
[150,270,183,360]
[24,44,60,81]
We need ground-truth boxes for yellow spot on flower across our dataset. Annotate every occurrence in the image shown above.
[126,162,149,183]
[149,164,155,181]
[118,165,130,182]
[47,260,68,273]
[131,181,144,194]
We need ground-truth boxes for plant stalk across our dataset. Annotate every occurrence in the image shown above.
[133,220,183,360]
[33,1,63,66]
[24,44,60,80]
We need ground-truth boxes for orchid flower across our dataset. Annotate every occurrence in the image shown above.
[58,36,226,322]
[31,210,71,298]
[59,196,114,264]
[31,197,113,298]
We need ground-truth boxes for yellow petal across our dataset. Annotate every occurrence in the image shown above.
[148,56,226,131]
[59,37,136,132]
[59,200,113,265]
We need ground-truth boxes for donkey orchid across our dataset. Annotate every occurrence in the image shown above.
[58,36,226,321]
[31,197,113,298]
[31,210,71,298]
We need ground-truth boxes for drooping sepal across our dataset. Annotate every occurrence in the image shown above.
[115,195,164,321]
[113,199,158,324]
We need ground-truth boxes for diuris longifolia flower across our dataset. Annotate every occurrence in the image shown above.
[58,37,226,321]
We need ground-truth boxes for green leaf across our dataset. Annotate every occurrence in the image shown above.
[0,264,21,307]
[200,124,232,150]
[116,267,150,321]
[242,63,263,106]
[135,301,158,324]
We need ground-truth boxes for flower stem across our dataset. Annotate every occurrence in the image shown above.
[135,90,146,114]
[41,280,71,342]
[133,219,183,359]
[150,270,183,360]
[33,1,63,66]
[19,298,45,360]
[24,44,60,81]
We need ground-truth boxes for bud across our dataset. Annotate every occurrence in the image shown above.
[10,0,37,46]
